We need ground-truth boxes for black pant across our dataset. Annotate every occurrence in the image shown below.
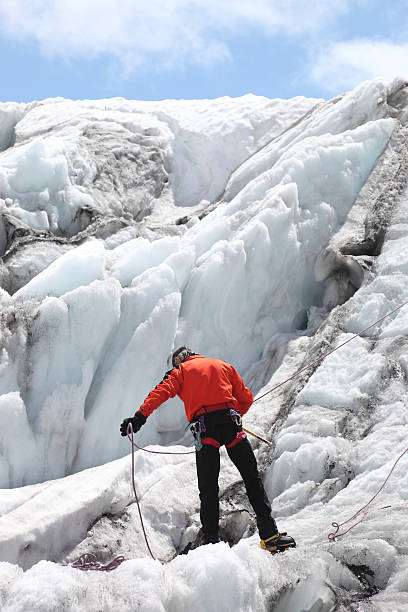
[194,414,277,539]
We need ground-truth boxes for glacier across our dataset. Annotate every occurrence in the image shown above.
[0,78,408,611]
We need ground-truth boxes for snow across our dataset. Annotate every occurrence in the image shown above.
[1,77,408,610]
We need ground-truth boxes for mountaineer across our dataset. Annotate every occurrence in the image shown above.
[120,347,296,554]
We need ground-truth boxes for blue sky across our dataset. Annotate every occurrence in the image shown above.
[0,0,407,103]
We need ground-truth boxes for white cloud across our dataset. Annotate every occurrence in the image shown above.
[0,0,349,73]
[310,39,408,93]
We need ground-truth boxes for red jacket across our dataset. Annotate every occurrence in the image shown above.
[139,355,253,422]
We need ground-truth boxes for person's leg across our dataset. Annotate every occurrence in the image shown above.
[227,437,296,552]
[195,443,221,541]
[226,437,277,538]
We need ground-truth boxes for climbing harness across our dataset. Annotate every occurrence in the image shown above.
[191,405,249,450]
[328,446,408,541]
[69,299,408,569]
[70,411,266,568]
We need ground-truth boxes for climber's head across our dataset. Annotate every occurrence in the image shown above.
[172,346,194,367]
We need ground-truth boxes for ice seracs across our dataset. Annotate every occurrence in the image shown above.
[0,77,408,610]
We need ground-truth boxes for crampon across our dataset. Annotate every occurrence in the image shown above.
[260,532,296,554]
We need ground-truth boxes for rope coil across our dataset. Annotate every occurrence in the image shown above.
[71,553,126,571]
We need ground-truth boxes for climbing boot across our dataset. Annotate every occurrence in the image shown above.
[203,532,220,545]
[260,532,296,554]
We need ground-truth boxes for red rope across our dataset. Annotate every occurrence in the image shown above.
[71,553,125,571]
[250,298,408,542]
[125,424,196,560]
[128,435,195,456]
[126,423,157,560]
[328,446,408,540]
[70,427,195,568]
[254,300,408,403]
[70,298,408,567]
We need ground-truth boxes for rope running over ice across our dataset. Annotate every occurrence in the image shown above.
[125,426,195,560]
[253,300,408,403]
[251,299,408,541]
[328,447,408,541]
[70,299,408,567]
[70,429,195,569]
[127,423,156,560]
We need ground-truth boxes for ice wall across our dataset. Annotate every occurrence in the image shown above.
[1,78,408,611]
[0,79,400,486]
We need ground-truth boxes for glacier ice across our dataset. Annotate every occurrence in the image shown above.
[0,77,408,610]
[0,79,396,481]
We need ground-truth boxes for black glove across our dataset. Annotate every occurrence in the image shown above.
[120,412,147,437]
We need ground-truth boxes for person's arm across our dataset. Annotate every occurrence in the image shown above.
[120,368,182,436]
[139,368,182,417]
[230,366,253,416]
